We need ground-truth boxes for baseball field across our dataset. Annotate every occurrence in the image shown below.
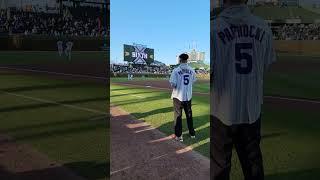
[0,51,109,180]
[110,52,320,179]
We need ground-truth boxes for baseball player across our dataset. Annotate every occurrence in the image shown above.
[169,53,197,142]
[65,41,73,60]
[128,64,133,80]
[211,0,276,179]
[57,40,63,56]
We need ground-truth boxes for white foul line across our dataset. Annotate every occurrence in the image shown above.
[111,90,144,99]
[0,66,107,80]
[264,95,320,104]
[1,91,107,115]
[113,82,209,96]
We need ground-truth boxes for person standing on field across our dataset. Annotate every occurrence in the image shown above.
[65,41,73,60]
[57,40,63,56]
[170,53,197,142]
[211,0,276,179]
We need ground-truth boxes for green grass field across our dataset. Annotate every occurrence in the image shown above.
[0,51,108,180]
[110,52,320,179]
[265,53,320,100]
[0,51,106,65]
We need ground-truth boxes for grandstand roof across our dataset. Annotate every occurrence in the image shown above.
[252,6,320,23]
[211,6,320,23]
[0,0,106,10]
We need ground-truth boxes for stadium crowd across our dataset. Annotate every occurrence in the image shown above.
[0,8,108,37]
[273,23,320,40]
[111,64,209,75]
[111,65,171,75]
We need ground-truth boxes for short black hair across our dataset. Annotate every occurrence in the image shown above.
[179,53,189,62]
[224,0,247,4]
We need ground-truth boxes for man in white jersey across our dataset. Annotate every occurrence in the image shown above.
[211,0,276,179]
[65,41,73,60]
[127,64,133,80]
[57,40,63,56]
[170,53,197,142]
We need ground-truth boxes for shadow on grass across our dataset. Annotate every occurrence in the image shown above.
[131,106,173,119]
[265,168,320,180]
[110,90,155,98]
[0,162,109,180]
[65,161,109,180]
[2,115,109,134]
[0,97,107,113]
[111,94,168,106]
[11,116,107,142]
[1,83,90,93]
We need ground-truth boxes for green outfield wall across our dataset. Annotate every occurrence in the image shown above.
[275,40,320,53]
[0,35,108,51]
[111,72,209,79]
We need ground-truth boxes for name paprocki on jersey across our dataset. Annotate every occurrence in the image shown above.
[211,5,276,126]
[170,63,197,102]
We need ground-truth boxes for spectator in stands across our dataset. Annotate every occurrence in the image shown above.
[273,23,320,40]
[110,64,209,75]
[0,8,108,37]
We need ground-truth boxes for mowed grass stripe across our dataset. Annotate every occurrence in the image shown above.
[2,91,107,115]
[0,51,107,65]
[0,74,107,112]
[0,73,108,180]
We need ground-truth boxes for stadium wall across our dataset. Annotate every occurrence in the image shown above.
[275,40,320,53]
[111,72,209,79]
[111,72,169,78]
[0,35,108,51]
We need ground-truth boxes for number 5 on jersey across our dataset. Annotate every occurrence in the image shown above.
[235,43,253,74]
[183,75,190,85]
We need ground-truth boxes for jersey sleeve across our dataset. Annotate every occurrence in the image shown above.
[169,69,177,88]
[211,20,218,75]
[264,28,276,70]
[192,69,197,83]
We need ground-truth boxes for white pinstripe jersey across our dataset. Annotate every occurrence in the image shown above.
[211,5,276,126]
[57,41,63,49]
[170,63,197,102]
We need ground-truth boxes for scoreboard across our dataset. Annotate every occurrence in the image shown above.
[123,44,154,64]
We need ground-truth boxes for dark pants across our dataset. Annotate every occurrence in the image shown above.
[211,116,264,180]
[173,98,195,137]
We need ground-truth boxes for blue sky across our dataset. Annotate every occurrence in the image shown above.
[110,0,210,65]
